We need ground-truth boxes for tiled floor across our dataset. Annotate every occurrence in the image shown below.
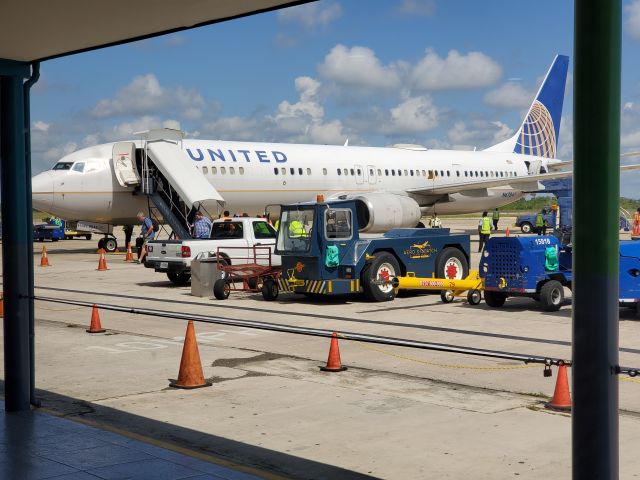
[0,401,263,480]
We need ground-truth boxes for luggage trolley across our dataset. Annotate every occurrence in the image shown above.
[212,246,282,300]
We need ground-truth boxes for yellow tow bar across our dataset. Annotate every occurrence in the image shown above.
[391,270,484,305]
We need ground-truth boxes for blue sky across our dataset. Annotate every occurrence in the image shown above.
[30,0,640,196]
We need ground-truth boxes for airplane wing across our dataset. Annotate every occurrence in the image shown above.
[546,152,640,172]
[407,164,640,196]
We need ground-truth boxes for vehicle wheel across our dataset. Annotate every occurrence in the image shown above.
[521,222,533,234]
[247,277,259,290]
[261,278,279,301]
[52,238,59,242]
[214,279,231,300]
[440,290,455,303]
[484,291,507,308]
[64,235,71,240]
[539,280,564,312]
[362,252,400,302]
[97,238,105,250]
[436,247,469,280]
[467,289,482,305]
[167,272,191,285]
[415,221,426,228]
[103,237,117,253]
[85,234,92,240]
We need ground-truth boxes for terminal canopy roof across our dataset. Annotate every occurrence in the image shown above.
[0,0,309,62]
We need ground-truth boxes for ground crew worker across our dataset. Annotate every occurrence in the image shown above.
[535,211,545,235]
[430,213,442,228]
[136,211,155,263]
[633,208,640,240]
[492,208,500,231]
[478,211,491,252]
[289,218,305,238]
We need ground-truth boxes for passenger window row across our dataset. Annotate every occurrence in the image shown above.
[199,164,519,180]
[200,166,245,176]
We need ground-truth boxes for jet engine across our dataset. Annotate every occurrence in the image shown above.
[353,193,422,233]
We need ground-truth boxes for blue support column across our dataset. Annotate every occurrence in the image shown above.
[1,60,33,411]
[573,1,620,478]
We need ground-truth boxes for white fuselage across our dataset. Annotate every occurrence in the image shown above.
[31,139,545,224]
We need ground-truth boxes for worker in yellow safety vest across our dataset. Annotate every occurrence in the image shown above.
[535,211,545,235]
[633,208,640,240]
[289,219,306,238]
[478,211,492,252]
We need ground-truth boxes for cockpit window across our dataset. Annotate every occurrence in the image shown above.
[52,162,72,170]
[71,162,85,173]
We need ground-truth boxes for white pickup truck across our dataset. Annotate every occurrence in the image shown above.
[144,217,280,285]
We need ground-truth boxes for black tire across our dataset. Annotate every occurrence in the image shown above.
[416,221,426,228]
[440,290,454,303]
[167,272,191,285]
[540,280,564,312]
[435,247,469,280]
[362,252,399,302]
[97,238,105,250]
[214,279,231,300]
[64,235,71,240]
[103,237,118,253]
[85,234,92,240]
[521,222,533,234]
[467,289,482,305]
[484,291,507,308]
[261,278,279,301]
[247,277,259,290]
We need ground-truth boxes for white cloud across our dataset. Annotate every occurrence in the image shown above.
[447,120,513,149]
[395,0,436,16]
[557,116,573,159]
[43,142,78,162]
[484,82,535,109]
[278,1,342,29]
[412,49,502,90]
[385,95,440,134]
[625,0,640,40]
[91,74,205,119]
[33,120,50,132]
[318,44,401,90]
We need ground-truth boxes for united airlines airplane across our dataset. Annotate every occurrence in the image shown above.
[30,54,638,247]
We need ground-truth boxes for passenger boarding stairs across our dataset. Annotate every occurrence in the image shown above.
[112,129,224,239]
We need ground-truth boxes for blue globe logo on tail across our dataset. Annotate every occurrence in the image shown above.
[515,100,556,158]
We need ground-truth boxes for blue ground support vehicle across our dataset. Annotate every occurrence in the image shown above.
[514,207,556,234]
[33,222,65,242]
[618,241,640,314]
[480,236,572,311]
[270,198,471,302]
[481,236,640,314]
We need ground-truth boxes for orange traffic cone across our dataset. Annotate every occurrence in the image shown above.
[96,249,109,271]
[505,226,510,237]
[170,321,211,389]
[320,332,347,372]
[545,363,572,411]
[40,245,50,267]
[86,304,106,333]
[124,243,135,262]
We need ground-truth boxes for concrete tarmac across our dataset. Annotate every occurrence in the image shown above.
[2,218,640,479]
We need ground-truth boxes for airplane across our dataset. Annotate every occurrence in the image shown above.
[30,54,640,251]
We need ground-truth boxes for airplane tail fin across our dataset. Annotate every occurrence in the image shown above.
[486,54,569,159]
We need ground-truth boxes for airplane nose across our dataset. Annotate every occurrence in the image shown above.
[31,172,54,212]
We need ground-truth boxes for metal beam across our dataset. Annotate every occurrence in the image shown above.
[573,1,621,478]
[1,66,33,411]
